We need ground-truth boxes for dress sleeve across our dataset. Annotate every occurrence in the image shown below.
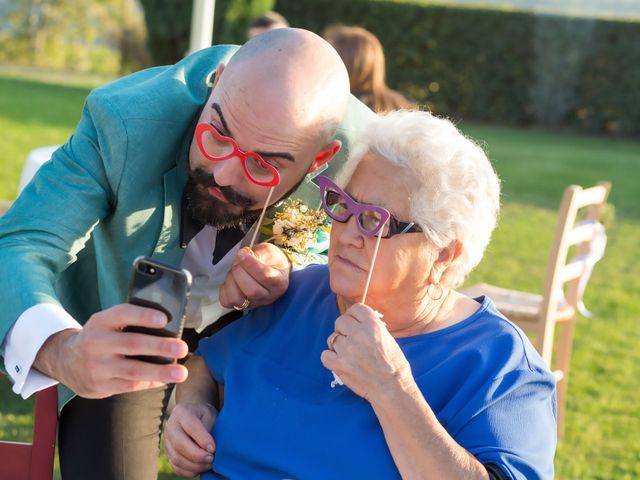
[453,368,557,480]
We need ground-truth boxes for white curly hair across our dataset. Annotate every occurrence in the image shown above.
[336,110,501,288]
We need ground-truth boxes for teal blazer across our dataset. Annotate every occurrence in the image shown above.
[0,45,374,408]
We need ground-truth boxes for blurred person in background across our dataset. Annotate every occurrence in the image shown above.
[324,25,417,112]
[247,11,290,39]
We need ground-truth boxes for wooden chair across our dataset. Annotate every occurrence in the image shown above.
[0,383,58,480]
[462,181,611,436]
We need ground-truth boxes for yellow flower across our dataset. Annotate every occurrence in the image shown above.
[266,199,329,254]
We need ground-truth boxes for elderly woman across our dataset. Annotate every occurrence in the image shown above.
[164,111,557,480]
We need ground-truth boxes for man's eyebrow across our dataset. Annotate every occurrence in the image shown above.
[255,150,295,163]
[211,103,231,135]
[210,102,295,163]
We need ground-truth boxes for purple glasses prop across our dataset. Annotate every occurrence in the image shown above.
[317,176,423,239]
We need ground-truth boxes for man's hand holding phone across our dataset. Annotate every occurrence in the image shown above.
[34,303,189,398]
[33,257,191,398]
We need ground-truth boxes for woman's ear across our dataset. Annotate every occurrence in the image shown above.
[428,241,463,284]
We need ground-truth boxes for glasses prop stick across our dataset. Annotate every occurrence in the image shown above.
[248,185,275,249]
[330,219,386,389]
[361,225,385,304]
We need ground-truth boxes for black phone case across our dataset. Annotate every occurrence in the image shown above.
[124,257,192,364]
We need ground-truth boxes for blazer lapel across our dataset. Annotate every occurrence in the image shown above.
[152,164,188,265]
[151,112,196,265]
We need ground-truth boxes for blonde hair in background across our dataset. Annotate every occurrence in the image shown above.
[323,25,416,113]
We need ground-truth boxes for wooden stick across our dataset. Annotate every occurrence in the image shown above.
[361,227,384,304]
[249,186,275,249]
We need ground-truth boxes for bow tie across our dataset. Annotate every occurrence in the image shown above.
[180,193,248,265]
[211,224,247,264]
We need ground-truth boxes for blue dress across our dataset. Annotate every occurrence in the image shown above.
[197,265,557,479]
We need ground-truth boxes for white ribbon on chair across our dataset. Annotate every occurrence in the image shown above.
[572,221,607,318]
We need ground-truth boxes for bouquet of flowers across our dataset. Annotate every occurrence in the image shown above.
[260,199,330,264]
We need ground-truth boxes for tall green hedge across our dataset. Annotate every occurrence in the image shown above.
[276,0,640,136]
[140,0,274,65]
[213,0,276,45]
[139,0,192,65]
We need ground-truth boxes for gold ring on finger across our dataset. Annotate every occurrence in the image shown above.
[233,298,251,311]
[327,331,342,351]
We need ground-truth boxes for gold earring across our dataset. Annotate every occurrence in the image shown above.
[428,282,443,301]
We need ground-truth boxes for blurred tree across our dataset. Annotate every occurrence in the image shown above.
[118,0,152,72]
[138,0,192,65]
[0,0,149,74]
[139,0,274,66]
[213,0,275,44]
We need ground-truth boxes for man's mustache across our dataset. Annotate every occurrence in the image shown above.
[190,168,254,208]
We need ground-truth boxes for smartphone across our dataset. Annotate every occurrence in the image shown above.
[124,256,192,364]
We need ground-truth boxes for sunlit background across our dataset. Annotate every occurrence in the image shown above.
[1,1,639,479]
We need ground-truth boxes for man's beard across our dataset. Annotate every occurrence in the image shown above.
[185,168,261,229]
[185,167,308,230]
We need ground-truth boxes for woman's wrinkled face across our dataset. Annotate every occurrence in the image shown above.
[328,154,436,304]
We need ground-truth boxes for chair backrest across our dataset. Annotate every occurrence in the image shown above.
[534,181,611,364]
[0,385,58,480]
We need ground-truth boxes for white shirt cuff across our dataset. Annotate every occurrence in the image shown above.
[2,303,81,398]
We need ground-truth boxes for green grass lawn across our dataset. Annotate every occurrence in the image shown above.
[1,71,639,479]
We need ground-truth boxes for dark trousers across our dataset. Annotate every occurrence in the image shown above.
[59,387,171,480]
[57,313,241,480]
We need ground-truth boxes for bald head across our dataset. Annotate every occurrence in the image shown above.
[188,29,351,229]
[217,28,350,148]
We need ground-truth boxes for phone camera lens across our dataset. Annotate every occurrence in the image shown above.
[137,263,157,276]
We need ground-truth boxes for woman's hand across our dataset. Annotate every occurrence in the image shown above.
[164,401,218,477]
[320,303,413,402]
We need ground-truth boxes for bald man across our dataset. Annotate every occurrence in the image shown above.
[0,29,372,479]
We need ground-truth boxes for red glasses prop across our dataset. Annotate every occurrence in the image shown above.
[196,122,280,249]
[195,123,280,187]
